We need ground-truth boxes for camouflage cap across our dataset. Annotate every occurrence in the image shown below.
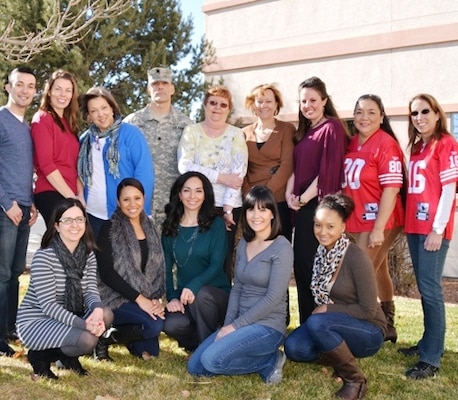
[147,67,172,83]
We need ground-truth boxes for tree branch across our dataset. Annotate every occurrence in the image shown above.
[0,0,133,63]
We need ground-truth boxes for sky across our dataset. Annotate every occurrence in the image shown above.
[180,0,205,45]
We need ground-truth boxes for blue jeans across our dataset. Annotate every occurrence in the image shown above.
[407,234,449,368]
[0,206,30,339]
[113,301,164,356]
[284,312,384,362]
[187,324,284,382]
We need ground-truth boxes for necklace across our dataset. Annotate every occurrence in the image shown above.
[310,117,326,129]
[172,226,199,268]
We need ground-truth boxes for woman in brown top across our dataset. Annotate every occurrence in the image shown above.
[284,193,386,400]
[242,83,295,240]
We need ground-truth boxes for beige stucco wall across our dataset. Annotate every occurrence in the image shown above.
[202,0,458,126]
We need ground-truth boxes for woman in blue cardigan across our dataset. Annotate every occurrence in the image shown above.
[78,87,154,238]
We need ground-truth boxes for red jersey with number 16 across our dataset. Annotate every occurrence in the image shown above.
[343,129,404,232]
[405,135,458,240]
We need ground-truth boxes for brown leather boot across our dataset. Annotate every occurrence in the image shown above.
[381,301,397,343]
[320,342,367,400]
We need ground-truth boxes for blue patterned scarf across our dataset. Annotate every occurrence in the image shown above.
[78,115,122,187]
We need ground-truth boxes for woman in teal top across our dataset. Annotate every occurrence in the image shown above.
[162,171,231,351]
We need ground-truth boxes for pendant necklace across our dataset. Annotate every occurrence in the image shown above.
[173,226,199,268]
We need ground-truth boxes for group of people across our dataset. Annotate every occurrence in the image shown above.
[1,65,457,399]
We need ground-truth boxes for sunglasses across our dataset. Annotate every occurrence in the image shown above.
[410,109,431,117]
[208,100,229,109]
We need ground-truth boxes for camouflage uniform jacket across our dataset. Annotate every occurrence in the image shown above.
[124,105,192,225]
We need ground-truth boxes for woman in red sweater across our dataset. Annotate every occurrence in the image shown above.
[31,70,83,225]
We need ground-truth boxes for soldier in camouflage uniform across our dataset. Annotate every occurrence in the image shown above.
[124,67,192,227]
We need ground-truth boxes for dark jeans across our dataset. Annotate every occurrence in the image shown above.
[284,312,384,361]
[164,285,229,351]
[293,197,319,323]
[87,213,108,240]
[113,301,164,356]
[0,205,30,339]
[407,233,449,368]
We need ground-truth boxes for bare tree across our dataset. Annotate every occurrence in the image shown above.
[0,0,132,63]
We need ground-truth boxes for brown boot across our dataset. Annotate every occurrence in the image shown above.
[320,342,367,400]
[381,301,397,343]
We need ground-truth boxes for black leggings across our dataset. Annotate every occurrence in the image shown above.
[34,191,65,227]
[293,197,319,324]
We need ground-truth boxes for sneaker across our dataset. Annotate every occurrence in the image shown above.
[405,361,438,379]
[266,350,286,385]
[398,345,419,357]
[0,340,15,357]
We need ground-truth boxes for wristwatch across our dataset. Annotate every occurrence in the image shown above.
[433,228,444,235]
[223,210,233,215]
[298,197,307,207]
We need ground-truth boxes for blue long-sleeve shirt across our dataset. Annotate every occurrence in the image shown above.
[0,107,34,211]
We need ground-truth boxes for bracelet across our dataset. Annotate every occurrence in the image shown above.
[223,210,232,215]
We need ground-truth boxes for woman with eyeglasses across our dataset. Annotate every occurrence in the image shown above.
[178,85,248,280]
[17,198,113,379]
[77,87,153,239]
[398,94,458,379]
[242,83,295,241]
[94,178,165,361]
[342,94,405,344]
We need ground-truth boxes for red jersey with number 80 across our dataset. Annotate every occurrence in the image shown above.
[343,129,404,233]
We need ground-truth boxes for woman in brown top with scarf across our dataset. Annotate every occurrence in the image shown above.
[285,193,386,400]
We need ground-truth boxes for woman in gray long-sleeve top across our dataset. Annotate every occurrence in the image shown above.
[17,199,113,379]
[187,186,293,384]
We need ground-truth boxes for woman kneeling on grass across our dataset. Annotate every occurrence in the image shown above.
[187,186,293,384]
[17,199,113,379]
[284,193,386,399]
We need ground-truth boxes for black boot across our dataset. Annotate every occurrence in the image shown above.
[381,301,397,343]
[320,342,367,400]
[94,325,144,361]
[27,349,61,380]
[57,351,88,375]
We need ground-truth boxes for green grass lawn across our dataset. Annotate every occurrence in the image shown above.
[1,275,457,400]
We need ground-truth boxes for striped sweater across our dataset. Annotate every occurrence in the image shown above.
[17,247,103,350]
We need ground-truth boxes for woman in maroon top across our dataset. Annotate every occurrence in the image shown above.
[242,83,295,241]
[286,76,349,323]
[31,70,83,225]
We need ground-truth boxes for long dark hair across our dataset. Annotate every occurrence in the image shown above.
[353,94,397,138]
[354,94,408,206]
[240,186,281,242]
[41,198,95,254]
[40,70,79,134]
[162,172,218,237]
[295,76,349,144]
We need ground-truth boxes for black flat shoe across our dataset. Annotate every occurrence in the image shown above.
[0,340,15,357]
[405,361,438,379]
[58,356,88,376]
